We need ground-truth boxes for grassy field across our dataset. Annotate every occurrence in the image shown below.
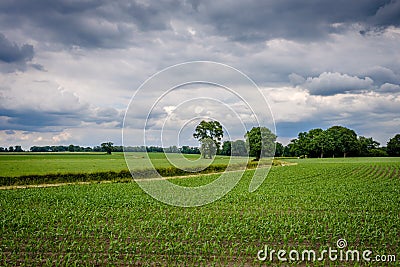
[0,157,399,265]
[0,152,249,177]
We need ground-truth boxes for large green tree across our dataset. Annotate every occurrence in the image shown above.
[358,136,380,156]
[290,131,311,157]
[193,120,224,152]
[101,142,114,155]
[311,129,335,158]
[288,126,363,158]
[274,142,284,157]
[200,137,217,159]
[245,127,276,160]
[326,126,358,157]
[231,140,248,156]
[289,129,328,158]
[220,141,231,156]
[387,134,400,156]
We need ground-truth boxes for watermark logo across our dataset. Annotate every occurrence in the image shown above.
[122,61,275,207]
[336,238,347,249]
[257,239,396,263]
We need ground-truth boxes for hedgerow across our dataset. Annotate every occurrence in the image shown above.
[0,160,278,186]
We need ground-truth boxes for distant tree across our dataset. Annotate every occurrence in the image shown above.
[101,142,114,155]
[0,147,4,152]
[221,141,231,156]
[171,145,180,153]
[307,128,323,157]
[311,129,335,158]
[84,147,93,152]
[275,142,284,157]
[368,148,388,157]
[193,120,224,153]
[180,146,200,154]
[200,137,217,159]
[245,127,277,160]
[73,145,83,152]
[283,144,294,157]
[112,146,123,152]
[14,145,23,152]
[164,145,179,153]
[231,140,248,156]
[387,134,400,156]
[146,146,163,153]
[8,146,14,152]
[290,132,310,157]
[326,126,358,157]
[93,146,102,152]
[180,146,191,154]
[68,144,74,152]
[358,136,380,156]
[289,128,332,158]
[288,139,300,157]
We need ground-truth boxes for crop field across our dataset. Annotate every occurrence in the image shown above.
[0,157,399,266]
[0,152,248,177]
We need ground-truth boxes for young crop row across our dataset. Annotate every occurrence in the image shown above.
[0,158,399,265]
[0,160,275,187]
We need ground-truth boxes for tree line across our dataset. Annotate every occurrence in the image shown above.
[193,120,276,160]
[281,126,400,158]
[192,121,400,158]
[1,125,399,158]
[0,144,201,154]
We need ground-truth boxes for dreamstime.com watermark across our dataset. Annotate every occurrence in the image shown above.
[257,239,396,263]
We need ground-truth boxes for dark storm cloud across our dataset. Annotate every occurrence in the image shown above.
[1,0,398,49]
[0,0,183,48]
[0,106,123,132]
[0,80,123,132]
[0,108,81,132]
[369,0,400,27]
[0,33,34,72]
[0,33,33,63]
[195,0,398,42]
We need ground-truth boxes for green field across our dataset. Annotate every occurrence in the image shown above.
[0,157,399,265]
[0,152,249,177]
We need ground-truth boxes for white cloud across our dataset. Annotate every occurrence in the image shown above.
[52,131,72,143]
[262,86,400,145]
[379,83,400,93]
[303,72,374,95]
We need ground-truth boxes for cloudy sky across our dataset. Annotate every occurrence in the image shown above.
[0,0,399,149]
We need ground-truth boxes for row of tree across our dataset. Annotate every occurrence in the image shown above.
[192,120,277,160]
[192,121,400,159]
[0,146,24,152]
[2,124,399,158]
[283,126,400,158]
[0,143,201,155]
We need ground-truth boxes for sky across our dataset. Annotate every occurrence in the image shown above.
[0,0,399,149]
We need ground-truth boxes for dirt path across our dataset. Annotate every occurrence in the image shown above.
[0,180,114,190]
[0,170,242,190]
